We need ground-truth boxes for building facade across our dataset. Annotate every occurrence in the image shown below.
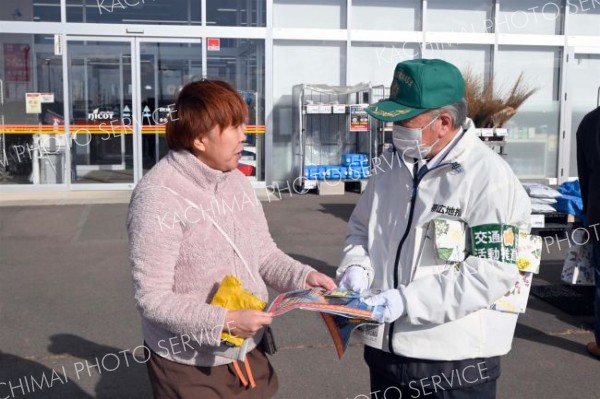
[1,0,599,191]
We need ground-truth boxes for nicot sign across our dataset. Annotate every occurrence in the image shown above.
[88,108,115,121]
[207,38,220,51]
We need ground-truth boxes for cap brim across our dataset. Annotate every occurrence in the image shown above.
[365,100,428,122]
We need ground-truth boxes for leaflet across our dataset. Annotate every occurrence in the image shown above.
[267,288,384,358]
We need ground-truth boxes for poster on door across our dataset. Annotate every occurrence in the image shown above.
[349,105,369,132]
[25,93,42,114]
[4,43,31,82]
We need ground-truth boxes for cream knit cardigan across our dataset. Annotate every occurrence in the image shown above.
[127,150,314,367]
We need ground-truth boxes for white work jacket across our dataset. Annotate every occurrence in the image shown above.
[338,118,532,360]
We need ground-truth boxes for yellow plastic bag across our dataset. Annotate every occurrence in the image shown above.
[210,275,266,346]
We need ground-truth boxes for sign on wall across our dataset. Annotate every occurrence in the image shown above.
[207,38,220,51]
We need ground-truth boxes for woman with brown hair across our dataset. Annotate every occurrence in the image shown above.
[127,79,335,398]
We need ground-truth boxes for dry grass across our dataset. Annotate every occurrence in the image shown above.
[463,68,538,128]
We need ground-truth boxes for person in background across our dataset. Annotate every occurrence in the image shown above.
[337,59,531,398]
[127,79,335,399]
[576,106,600,360]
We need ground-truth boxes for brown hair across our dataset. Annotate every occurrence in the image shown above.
[165,79,248,151]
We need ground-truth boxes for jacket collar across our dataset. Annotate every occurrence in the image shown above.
[437,118,480,166]
[167,150,232,191]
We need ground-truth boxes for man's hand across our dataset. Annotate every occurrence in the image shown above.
[305,271,337,290]
[362,289,406,323]
[339,265,370,292]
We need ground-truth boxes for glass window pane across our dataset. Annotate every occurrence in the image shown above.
[1,0,61,22]
[207,39,265,181]
[498,0,564,35]
[66,0,201,25]
[569,54,600,178]
[566,2,600,35]
[351,0,421,31]
[274,0,347,29]
[495,46,562,179]
[139,43,202,173]
[349,42,421,153]
[424,45,492,78]
[206,0,265,27]
[349,42,421,86]
[426,0,493,33]
[68,41,134,184]
[1,34,65,185]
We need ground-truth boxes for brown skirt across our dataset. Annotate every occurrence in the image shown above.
[145,345,279,399]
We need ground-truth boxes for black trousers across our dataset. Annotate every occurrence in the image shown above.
[364,346,500,399]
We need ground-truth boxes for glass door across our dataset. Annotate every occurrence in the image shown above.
[206,38,265,181]
[137,40,202,173]
[67,38,135,186]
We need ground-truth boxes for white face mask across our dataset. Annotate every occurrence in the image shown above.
[392,115,440,162]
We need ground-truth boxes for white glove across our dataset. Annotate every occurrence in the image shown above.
[338,265,370,293]
[362,289,406,323]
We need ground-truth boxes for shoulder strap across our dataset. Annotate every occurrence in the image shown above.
[157,185,257,285]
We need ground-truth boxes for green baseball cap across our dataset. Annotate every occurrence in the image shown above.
[366,59,465,122]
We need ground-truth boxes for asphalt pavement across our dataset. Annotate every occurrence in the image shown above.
[0,192,598,399]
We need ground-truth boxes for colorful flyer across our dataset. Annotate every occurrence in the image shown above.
[349,105,369,132]
[267,288,384,358]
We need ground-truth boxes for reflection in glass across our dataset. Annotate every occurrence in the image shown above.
[272,41,345,182]
[274,0,347,29]
[206,0,265,27]
[426,0,493,33]
[569,54,600,177]
[140,42,202,173]
[498,0,564,35]
[351,0,421,31]
[0,34,64,185]
[68,41,134,184]
[0,0,61,22]
[425,45,492,79]
[496,46,562,179]
[349,42,421,86]
[207,39,265,181]
[566,2,600,36]
[66,0,201,25]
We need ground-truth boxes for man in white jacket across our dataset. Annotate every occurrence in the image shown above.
[337,59,531,399]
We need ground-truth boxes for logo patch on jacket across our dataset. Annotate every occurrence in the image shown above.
[431,204,463,217]
[449,162,464,175]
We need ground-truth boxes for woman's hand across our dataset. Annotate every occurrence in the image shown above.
[305,271,337,290]
[224,309,273,339]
